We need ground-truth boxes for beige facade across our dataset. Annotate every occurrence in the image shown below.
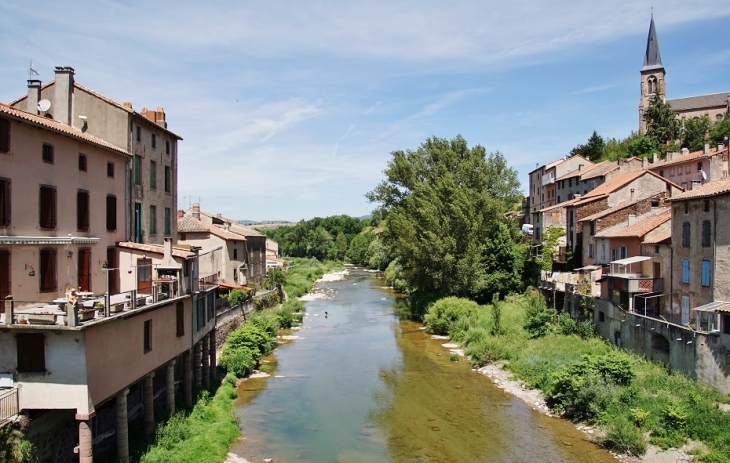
[0,102,128,305]
[10,66,182,246]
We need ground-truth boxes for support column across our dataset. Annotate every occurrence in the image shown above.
[209,330,217,382]
[202,336,210,389]
[183,350,192,408]
[166,360,176,415]
[193,342,202,387]
[76,415,93,463]
[143,373,155,440]
[116,389,129,463]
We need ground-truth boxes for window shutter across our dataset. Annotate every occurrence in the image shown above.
[682,259,690,284]
[701,260,711,287]
[17,333,45,372]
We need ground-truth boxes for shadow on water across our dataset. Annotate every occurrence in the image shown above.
[231,268,618,463]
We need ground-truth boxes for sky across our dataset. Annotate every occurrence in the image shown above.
[1,1,729,222]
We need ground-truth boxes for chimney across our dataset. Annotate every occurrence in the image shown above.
[53,66,74,125]
[653,153,658,163]
[26,80,42,114]
[192,203,200,219]
[578,164,584,171]
[704,143,710,155]
[155,107,167,129]
[630,188,635,201]
[628,214,636,226]
[719,143,725,151]
[224,222,230,231]
[681,148,689,155]
[159,238,182,271]
[177,209,185,218]
[642,157,648,168]
[123,102,133,110]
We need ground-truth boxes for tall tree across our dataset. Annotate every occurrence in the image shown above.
[644,90,680,152]
[366,135,522,300]
[681,116,711,152]
[710,114,730,145]
[570,131,605,162]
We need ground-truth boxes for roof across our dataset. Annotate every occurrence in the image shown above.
[669,177,730,202]
[650,147,727,169]
[595,209,670,239]
[693,301,730,314]
[116,242,195,258]
[177,216,209,233]
[611,255,652,266]
[580,170,681,202]
[579,196,664,223]
[642,228,671,244]
[529,156,566,174]
[539,198,578,213]
[642,16,663,71]
[178,216,248,241]
[0,102,128,156]
[668,93,730,112]
[556,161,602,181]
[198,211,265,237]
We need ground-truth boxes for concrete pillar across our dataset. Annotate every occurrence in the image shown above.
[77,417,93,463]
[4,296,13,325]
[202,336,210,389]
[116,389,129,463]
[209,330,217,382]
[183,350,192,408]
[166,360,176,415]
[143,373,155,440]
[193,342,202,387]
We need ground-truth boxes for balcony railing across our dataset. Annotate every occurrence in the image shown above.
[608,276,664,293]
[541,172,556,186]
[0,388,18,427]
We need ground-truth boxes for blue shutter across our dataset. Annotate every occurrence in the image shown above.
[701,260,711,287]
[682,259,690,284]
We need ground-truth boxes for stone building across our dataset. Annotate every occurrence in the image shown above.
[638,16,730,134]
[10,66,182,245]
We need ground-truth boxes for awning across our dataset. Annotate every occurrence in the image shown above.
[610,256,652,266]
[0,236,100,245]
[216,282,245,290]
[693,301,730,314]
[575,265,601,271]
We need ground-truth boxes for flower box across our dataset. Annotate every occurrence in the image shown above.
[78,310,96,322]
[27,314,56,325]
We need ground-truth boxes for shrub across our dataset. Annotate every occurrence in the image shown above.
[227,289,250,307]
[465,336,510,367]
[523,292,556,338]
[600,414,648,456]
[423,297,479,335]
[274,305,294,329]
[219,347,256,377]
[557,313,577,335]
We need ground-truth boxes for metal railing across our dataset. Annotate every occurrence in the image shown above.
[0,388,19,427]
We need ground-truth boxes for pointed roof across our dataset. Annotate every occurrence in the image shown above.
[642,16,664,72]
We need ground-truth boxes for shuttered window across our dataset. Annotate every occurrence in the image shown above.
[0,117,9,153]
[701,260,711,287]
[39,186,56,229]
[0,177,9,226]
[17,333,45,373]
[176,302,185,337]
[0,249,9,300]
[702,220,711,247]
[77,190,89,231]
[40,249,57,292]
[106,195,117,231]
[682,222,690,247]
[681,259,690,284]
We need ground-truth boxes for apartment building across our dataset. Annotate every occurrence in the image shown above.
[649,145,728,190]
[527,155,592,228]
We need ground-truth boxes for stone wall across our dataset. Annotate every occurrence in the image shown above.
[215,299,254,349]
[26,410,78,463]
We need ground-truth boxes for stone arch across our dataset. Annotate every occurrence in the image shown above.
[647,75,657,94]
[651,333,670,364]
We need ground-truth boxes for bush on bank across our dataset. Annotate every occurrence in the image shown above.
[427,292,730,461]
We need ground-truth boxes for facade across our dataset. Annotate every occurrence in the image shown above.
[10,66,182,245]
[0,102,128,305]
[648,145,728,190]
[638,17,730,133]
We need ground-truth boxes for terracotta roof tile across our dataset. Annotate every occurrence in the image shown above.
[199,211,265,237]
[0,102,128,156]
[117,242,195,258]
[594,209,671,239]
[178,216,248,241]
[578,161,621,181]
[539,198,578,213]
[669,178,730,201]
[642,229,671,244]
[556,161,601,181]
[177,217,209,233]
[649,147,727,169]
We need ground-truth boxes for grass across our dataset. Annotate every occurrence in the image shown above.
[283,258,343,298]
[425,292,730,461]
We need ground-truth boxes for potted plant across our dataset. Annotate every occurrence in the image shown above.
[102,260,109,269]
[78,306,96,322]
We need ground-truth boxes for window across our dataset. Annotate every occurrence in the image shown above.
[149,205,157,235]
[704,200,710,212]
[0,249,10,300]
[620,246,628,259]
[682,222,691,247]
[16,334,45,373]
[0,117,9,153]
[176,302,184,337]
[588,244,594,258]
[134,155,142,185]
[164,166,171,193]
[647,75,657,94]
[143,320,152,353]
[698,162,703,173]
[136,125,141,142]
[233,268,238,281]
[0,178,9,226]
[106,195,117,231]
[724,314,730,335]
[39,185,56,229]
[659,170,664,177]
[180,232,186,241]
[681,259,690,284]
[611,248,616,261]
[599,311,605,322]
[78,154,87,171]
[150,160,157,190]
[77,190,89,231]
[42,144,54,163]
[151,133,156,149]
[701,260,711,287]
[165,140,170,155]
[684,202,689,214]
[702,220,711,247]
[164,207,171,235]
[685,165,690,174]
[589,222,595,236]
[601,244,606,260]
[40,249,57,292]
[669,168,674,177]
[107,162,114,178]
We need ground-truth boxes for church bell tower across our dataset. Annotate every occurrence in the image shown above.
[639,15,666,134]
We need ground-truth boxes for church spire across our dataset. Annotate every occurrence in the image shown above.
[642,15,663,71]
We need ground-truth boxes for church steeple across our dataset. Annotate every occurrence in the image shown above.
[642,15,663,71]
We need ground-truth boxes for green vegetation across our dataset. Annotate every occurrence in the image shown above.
[0,424,34,463]
[424,292,730,460]
[366,135,527,303]
[283,258,343,299]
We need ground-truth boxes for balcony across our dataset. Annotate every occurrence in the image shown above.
[0,387,18,427]
[608,276,664,293]
[541,172,556,186]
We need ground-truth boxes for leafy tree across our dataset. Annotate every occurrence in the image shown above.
[681,116,711,152]
[710,114,730,145]
[367,236,392,271]
[644,91,680,153]
[366,135,522,300]
[626,134,656,159]
[536,226,566,272]
[334,232,348,260]
[346,233,374,265]
[571,131,605,162]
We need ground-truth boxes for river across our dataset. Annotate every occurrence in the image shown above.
[230,268,618,463]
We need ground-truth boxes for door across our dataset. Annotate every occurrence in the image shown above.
[681,296,690,325]
[0,249,9,300]
[107,247,119,294]
[137,258,152,294]
[77,249,91,292]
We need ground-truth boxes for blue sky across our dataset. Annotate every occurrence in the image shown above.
[1,1,729,222]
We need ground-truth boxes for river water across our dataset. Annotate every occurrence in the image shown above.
[230,268,617,463]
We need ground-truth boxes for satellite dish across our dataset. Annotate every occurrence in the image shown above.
[700,170,707,181]
[37,99,51,112]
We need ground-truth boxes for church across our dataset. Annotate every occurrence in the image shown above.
[638,16,730,134]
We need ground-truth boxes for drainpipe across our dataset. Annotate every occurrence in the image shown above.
[713,199,717,328]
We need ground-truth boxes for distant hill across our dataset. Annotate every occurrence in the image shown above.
[239,220,293,226]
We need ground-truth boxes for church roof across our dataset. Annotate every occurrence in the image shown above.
[642,16,663,72]
[667,93,730,112]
